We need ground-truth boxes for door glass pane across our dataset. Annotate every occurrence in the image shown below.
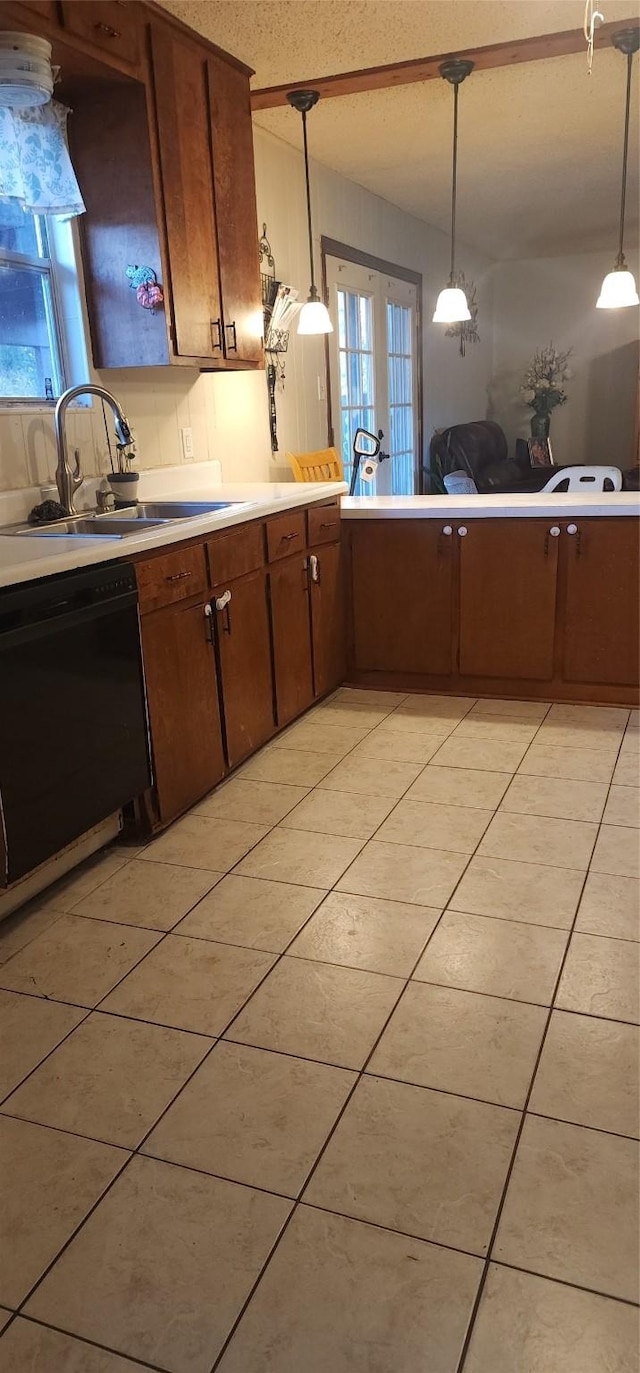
[386,300,415,495]
[0,264,60,398]
[336,287,374,495]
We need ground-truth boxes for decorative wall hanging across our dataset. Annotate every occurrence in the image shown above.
[445,272,479,356]
[126,264,164,313]
[259,224,300,452]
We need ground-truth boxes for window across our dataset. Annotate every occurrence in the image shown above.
[0,201,77,404]
[326,250,420,495]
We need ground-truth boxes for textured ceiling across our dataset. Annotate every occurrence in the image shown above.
[159,0,640,260]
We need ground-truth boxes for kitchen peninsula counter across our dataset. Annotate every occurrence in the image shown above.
[341,492,640,518]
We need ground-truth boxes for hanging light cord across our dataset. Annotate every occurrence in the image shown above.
[616,47,634,266]
[449,82,460,285]
[584,0,605,73]
[301,108,318,301]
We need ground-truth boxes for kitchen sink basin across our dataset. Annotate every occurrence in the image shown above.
[132,500,240,519]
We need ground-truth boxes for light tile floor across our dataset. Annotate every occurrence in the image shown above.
[0,690,638,1373]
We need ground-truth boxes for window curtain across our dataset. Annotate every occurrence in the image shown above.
[0,99,85,217]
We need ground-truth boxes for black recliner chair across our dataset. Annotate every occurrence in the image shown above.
[427,420,639,495]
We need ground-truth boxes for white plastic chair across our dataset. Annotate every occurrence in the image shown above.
[541,465,622,493]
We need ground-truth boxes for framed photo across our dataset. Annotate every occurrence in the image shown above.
[527,437,554,468]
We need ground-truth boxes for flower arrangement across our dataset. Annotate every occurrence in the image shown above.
[520,343,572,420]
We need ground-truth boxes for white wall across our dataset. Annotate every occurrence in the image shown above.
[0,125,495,496]
[490,250,639,468]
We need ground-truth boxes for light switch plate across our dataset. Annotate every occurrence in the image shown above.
[181,426,194,460]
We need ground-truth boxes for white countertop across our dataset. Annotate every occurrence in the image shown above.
[341,492,640,519]
[0,480,347,590]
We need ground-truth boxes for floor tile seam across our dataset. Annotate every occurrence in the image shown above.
[436,905,577,936]
[456,846,594,1372]
[191,779,316,828]
[0,1000,96,1110]
[486,1257,640,1309]
[498,803,609,824]
[405,973,558,1011]
[523,1106,640,1145]
[208,1201,300,1372]
[0,1312,169,1372]
[65,863,223,933]
[12,1143,133,1322]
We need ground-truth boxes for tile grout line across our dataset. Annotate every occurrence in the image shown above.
[455,715,633,1373]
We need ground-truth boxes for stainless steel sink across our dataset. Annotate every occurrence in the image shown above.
[132,500,240,519]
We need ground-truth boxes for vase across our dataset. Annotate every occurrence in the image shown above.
[530,413,550,440]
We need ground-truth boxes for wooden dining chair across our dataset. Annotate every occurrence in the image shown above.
[287,447,344,482]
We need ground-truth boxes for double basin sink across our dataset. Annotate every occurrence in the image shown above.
[8,500,242,540]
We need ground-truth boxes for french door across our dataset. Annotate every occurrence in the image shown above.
[325,254,419,495]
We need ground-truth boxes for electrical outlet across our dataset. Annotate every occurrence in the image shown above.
[181,426,194,460]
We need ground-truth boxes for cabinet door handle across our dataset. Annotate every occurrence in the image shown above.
[549,526,561,537]
[544,525,562,555]
[225,321,238,353]
[166,570,193,583]
[442,525,453,536]
[95,21,121,36]
[566,524,578,535]
[204,602,215,646]
[210,319,223,351]
[215,588,232,632]
[309,554,320,584]
[457,526,468,537]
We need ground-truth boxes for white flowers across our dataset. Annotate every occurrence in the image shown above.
[520,342,572,414]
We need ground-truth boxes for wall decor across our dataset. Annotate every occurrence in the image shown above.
[259,224,300,452]
[125,264,164,313]
[520,342,571,438]
[445,272,479,356]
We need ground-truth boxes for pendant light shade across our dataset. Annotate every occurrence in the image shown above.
[433,59,474,326]
[286,88,334,336]
[597,28,640,310]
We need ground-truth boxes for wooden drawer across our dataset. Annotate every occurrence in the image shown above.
[60,0,141,68]
[266,510,306,563]
[207,521,264,586]
[307,501,341,547]
[136,543,208,614]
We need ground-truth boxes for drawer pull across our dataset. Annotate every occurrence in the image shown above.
[166,570,193,583]
[320,520,338,529]
[281,531,299,542]
[210,319,222,351]
[95,21,121,36]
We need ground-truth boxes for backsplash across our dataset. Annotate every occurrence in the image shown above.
[0,366,278,494]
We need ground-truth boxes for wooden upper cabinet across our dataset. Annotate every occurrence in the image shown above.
[60,0,142,71]
[150,24,224,362]
[207,53,263,365]
[349,521,455,676]
[561,518,640,687]
[458,520,558,681]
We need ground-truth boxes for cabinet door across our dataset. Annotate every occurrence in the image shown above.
[150,26,223,361]
[207,53,263,365]
[458,520,558,681]
[213,569,275,767]
[349,521,455,675]
[561,518,640,687]
[269,555,314,726]
[309,542,346,698]
[141,599,225,823]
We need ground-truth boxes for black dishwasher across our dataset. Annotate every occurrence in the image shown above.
[0,562,151,886]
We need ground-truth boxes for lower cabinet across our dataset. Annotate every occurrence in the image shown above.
[458,520,559,680]
[561,518,640,688]
[269,552,315,727]
[349,521,455,675]
[212,568,275,767]
[141,598,225,824]
[309,541,346,698]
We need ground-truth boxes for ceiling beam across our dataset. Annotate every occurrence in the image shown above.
[251,18,639,110]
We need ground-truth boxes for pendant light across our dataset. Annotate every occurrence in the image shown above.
[433,59,474,324]
[286,89,333,335]
[596,28,640,309]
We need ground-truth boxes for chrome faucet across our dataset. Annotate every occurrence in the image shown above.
[54,384,134,515]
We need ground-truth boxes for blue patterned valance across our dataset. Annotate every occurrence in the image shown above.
[0,99,85,217]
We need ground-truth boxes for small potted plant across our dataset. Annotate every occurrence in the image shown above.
[107,441,139,508]
[520,343,572,439]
